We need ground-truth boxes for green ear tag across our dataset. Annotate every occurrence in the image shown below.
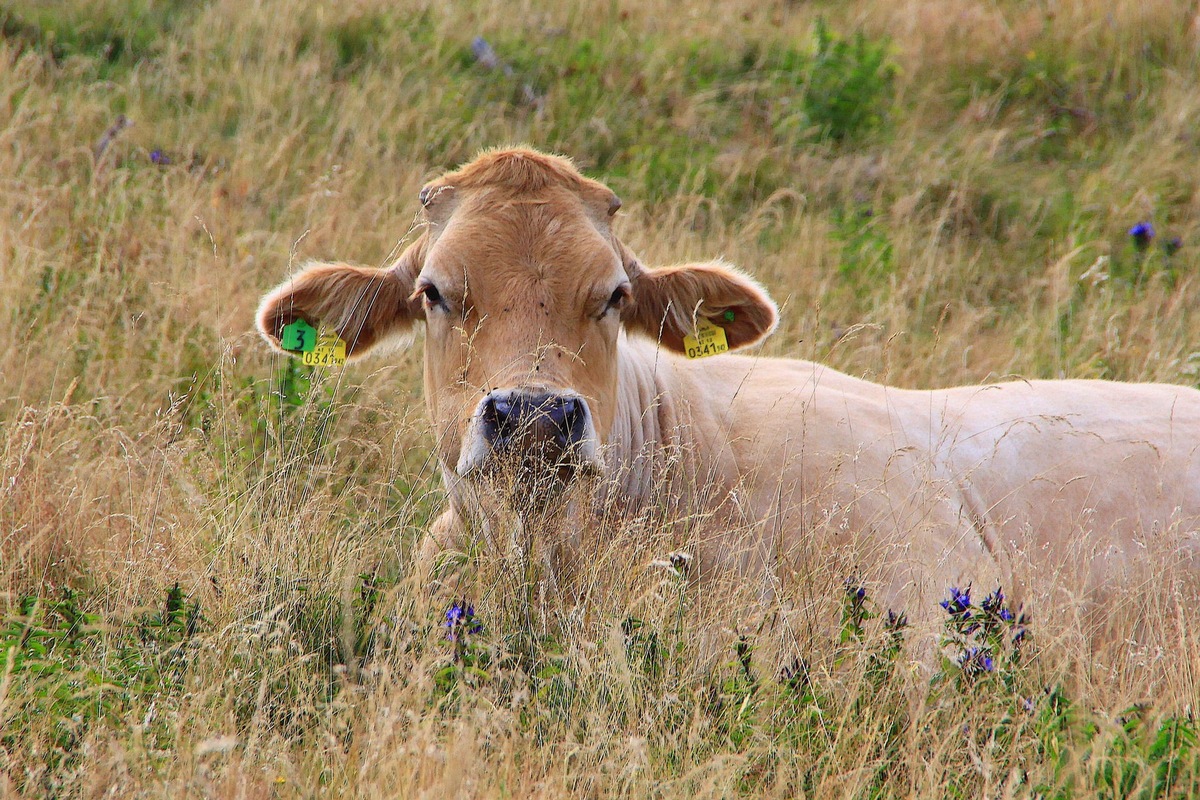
[723,310,736,323]
[281,319,317,353]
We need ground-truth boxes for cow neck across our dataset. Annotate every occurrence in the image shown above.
[602,334,690,508]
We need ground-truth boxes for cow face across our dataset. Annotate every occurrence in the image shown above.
[257,149,778,498]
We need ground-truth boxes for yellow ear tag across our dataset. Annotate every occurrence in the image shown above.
[302,330,347,366]
[683,319,729,359]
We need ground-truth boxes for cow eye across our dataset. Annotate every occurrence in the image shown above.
[602,284,631,317]
[418,283,445,310]
[415,281,448,311]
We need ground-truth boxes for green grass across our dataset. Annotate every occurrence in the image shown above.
[1,0,1199,795]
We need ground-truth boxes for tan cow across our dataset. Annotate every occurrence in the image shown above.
[257,147,1200,622]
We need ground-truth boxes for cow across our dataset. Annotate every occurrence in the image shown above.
[257,147,1200,630]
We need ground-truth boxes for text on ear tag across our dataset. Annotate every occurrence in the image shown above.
[281,319,317,353]
[302,330,347,366]
[683,320,729,359]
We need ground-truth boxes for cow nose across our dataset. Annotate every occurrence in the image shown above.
[480,390,590,454]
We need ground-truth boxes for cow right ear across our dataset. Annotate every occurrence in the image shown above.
[256,244,424,359]
[624,259,779,353]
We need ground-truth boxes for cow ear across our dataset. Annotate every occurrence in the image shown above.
[256,245,424,359]
[625,261,778,353]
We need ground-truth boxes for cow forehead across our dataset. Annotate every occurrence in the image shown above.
[422,189,625,300]
[423,148,616,208]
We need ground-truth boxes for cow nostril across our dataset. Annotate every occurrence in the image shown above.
[480,392,588,453]
[543,397,577,428]
[560,398,582,426]
[491,396,513,420]
[483,394,518,439]
[550,397,588,446]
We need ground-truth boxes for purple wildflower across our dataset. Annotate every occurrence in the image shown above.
[150,148,171,165]
[1164,236,1183,256]
[471,37,499,69]
[1129,222,1155,250]
[844,577,867,603]
[445,600,482,640]
[980,587,1004,613]
[940,586,972,614]
[959,646,995,675]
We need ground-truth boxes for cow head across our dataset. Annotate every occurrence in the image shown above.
[257,148,778,503]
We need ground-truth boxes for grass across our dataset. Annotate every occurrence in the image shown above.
[1,0,1199,795]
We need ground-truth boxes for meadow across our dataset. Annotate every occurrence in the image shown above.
[2,0,1200,796]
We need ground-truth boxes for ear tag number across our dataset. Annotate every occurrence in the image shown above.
[683,320,729,359]
[281,319,317,353]
[302,331,347,367]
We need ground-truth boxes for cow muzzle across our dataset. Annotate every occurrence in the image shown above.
[455,389,600,480]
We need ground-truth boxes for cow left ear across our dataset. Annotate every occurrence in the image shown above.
[256,238,426,359]
[625,260,779,353]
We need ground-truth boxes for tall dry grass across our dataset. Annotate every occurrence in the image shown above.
[2,0,1199,796]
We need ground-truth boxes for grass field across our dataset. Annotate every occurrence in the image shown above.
[2,0,1200,796]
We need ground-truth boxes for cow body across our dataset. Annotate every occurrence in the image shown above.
[257,147,1200,620]
[436,332,1200,611]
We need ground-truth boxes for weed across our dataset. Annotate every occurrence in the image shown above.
[803,18,895,143]
[0,586,201,792]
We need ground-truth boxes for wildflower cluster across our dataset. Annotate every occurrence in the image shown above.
[445,600,483,643]
[434,600,488,693]
[830,579,909,683]
[939,586,1028,680]
[1128,221,1183,257]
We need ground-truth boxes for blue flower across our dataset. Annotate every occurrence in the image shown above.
[999,607,1015,622]
[150,148,171,165]
[1164,236,1183,256]
[940,586,972,614]
[445,600,482,640]
[959,646,995,674]
[844,577,867,603]
[980,587,1004,613]
[1129,222,1155,249]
